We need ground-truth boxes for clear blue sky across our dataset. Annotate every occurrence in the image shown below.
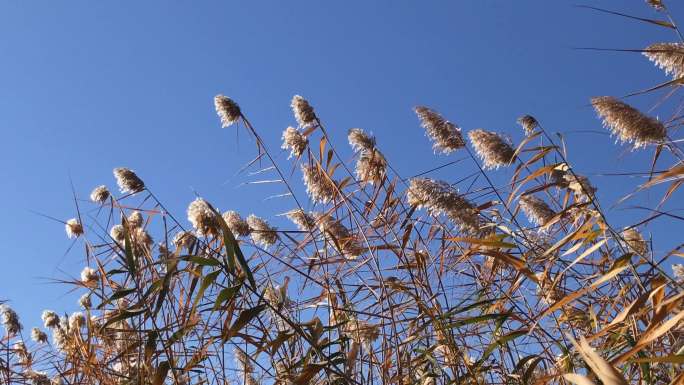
[1,1,682,329]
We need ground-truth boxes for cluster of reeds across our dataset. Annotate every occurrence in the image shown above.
[2,2,684,385]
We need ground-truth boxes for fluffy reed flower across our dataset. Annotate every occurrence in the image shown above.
[285,209,316,232]
[535,273,564,305]
[563,173,597,197]
[214,95,241,127]
[113,167,145,194]
[591,96,666,149]
[173,230,197,250]
[24,370,49,385]
[132,227,153,251]
[68,312,85,330]
[246,214,278,247]
[0,304,22,336]
[187,198,219,236]
[519,195,556,227]
[468,129,515,169]
[343,317,380,350]
[89,185,110,204]
[13,341,30,365]
[31,327,48,344]
[291,95,316,128]
[110,224,125,242]
[222,210,251,237]
[406,178,480,234]
[673,263,684,283]
[127,211,143,228]
[348,128,376,152]
[356,148,387,185]
[517,115,538,136]
[65,218,83,239]
[78,293,92,309]
[52,326,68,352]
[301,164,337,204]
[281,126,308,159]
[41,310,60,329]
[234,349,259,385]
[621,228,648,255]
[414,106,465,154]
[644,42,684,78]
[348,128,386,184]
[80,266,99,285]
[314,212,363,258]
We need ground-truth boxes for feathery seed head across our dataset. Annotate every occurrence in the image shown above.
[591,96,666,149]
[65,218,83,239]
[519,195,556,227]
[0,304,22,336]
[113,168,145,194]
[301,164,337,204]
[214,95,241,127]
[414,106,465,154]
[31,327,48,344]
[80,266,99,285]
[89,185,110,204]
[281,126,309,159]
[247,214,278,247]
[348,128,376,152]
[291,95,316,128]
[173,230,197,250]
[313,212,363,258]
[673,263,684,283]
[41,310,59,329]
[644,42,684,78]
[222,210,251,237]
[187,198,219,237]
[468,129,515,169]
[563,173,597,198]
[517,115,538,136]
[25,370,50,385]
[355,148,387,185]
[621,228,648,255]
[407,178,480,234]
[68,312,85,330]
[127,211,143,228]
[285,209,316,232]
[110,224,125,242]
[78,293,92,309]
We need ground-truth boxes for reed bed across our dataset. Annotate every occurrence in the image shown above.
[2,2,684,385]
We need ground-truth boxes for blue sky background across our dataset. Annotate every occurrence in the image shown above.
[1,1,682,329]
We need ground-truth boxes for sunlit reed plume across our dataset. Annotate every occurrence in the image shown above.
[644,42,684,78]
[414,106,465,154]
[591,96,666,149]
[214,95,242,127]
[468,129,515,169]
[519,195,556,227]
[113,167,145,194]
[407,178,480,234]
[247,214,278,247]
[291,95,316,128]
[285,209,316,232]
[517,115,538,136]
[281,126,309,159]
[89,185,110,204]
[65,218,83,239]
[187,198,219,237]
[301,164,337,204]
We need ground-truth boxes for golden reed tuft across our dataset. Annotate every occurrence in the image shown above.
[214,95,242,127]
[468,129,515,170]
[414,106,465,154]
[591,96,666,149]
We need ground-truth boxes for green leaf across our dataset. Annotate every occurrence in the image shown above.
[192,270,221,312]
[100,308,146,331]
[97,287,136,309]
[212,284,242,312]
[183,255,222,267]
